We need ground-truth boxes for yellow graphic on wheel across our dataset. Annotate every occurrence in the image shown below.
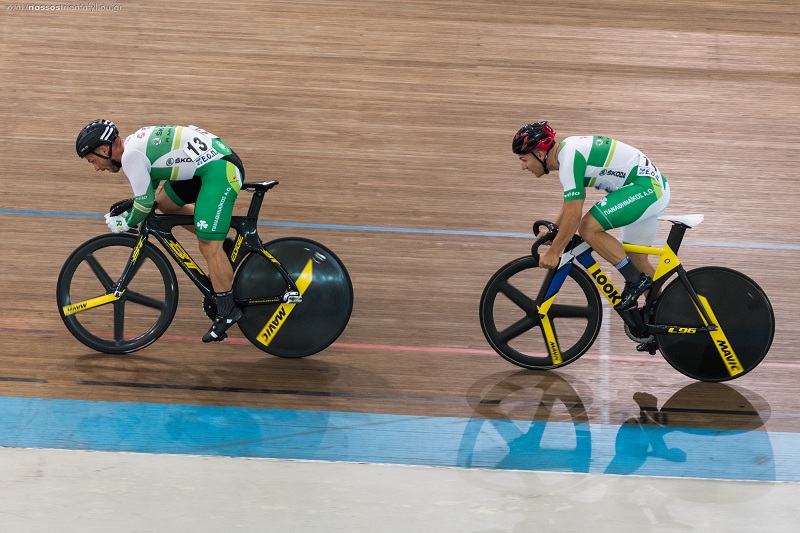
[696,294,743,377]
[62,292,123,316]
[256,259,313,347]
[537,295,562,365]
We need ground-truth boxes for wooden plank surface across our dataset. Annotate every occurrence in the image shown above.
[1,1,798,432]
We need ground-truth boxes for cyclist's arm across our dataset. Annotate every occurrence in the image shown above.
[552,139,588,247]
[550,199,584,255]
[120,149,156,227]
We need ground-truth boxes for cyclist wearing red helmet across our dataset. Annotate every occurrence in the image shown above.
[512,121,671,310]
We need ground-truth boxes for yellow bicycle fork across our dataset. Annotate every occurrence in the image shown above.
[61,234,147,317]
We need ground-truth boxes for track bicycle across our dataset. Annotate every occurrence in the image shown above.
[479,215,774,382]
[57,180,353,357]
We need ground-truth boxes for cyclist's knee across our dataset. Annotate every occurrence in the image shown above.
[156,189,185,214]
[197,237,223,253]
[578,213,603,238]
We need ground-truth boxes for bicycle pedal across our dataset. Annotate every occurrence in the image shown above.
[636,342,657,355]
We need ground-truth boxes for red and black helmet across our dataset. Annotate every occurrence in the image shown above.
[512,121,556,155]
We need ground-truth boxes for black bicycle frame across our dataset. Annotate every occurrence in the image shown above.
[112,183,301,306]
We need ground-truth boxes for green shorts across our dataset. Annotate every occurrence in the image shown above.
[163,153,244,241]
[587,174,671,246]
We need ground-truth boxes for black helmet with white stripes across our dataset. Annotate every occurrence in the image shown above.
[76,119,119,158]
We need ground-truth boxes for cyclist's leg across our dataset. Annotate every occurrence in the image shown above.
[194,160,242,288]
[578,215,626,264]
[159,178,200,233]
[584,176,669,308]
[193,157,244,342]
[622,180,671,241]
[621,179,671,273]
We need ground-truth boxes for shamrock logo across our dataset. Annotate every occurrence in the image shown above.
[197,220,208,230]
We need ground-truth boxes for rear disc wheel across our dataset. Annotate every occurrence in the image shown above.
[654,267,774,382]
[234,238,353,357]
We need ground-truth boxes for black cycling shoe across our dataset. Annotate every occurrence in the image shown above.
[636,340,658,355]
[202,306,243,343]
[615,274,653,310]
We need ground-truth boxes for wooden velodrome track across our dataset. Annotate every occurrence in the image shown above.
[1,0,799,434]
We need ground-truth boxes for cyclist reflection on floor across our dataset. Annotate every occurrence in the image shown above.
[605,383,773,480]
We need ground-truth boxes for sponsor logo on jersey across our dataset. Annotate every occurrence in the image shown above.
[599,169,626,178]
[211,186,232,232]
[565,190,582,199]
[194,148,219,166]
[637,166,659,177]
[601,189,654,216]
[153,127,173,147]
[165,157,193,166]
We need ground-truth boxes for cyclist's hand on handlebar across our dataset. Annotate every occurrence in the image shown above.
[539,249,560,269]
[104,212,130,233]
[109,198,135,217]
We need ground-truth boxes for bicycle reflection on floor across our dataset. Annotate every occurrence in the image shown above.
[457,370,593,473]
[457,371,774,482]
[605,382,774,481]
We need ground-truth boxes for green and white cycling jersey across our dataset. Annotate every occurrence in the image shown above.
[120,125,243,240]
[557,135,671,246]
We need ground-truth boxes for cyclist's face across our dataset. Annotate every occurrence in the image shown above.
[518,152,545,177]
[84,146,121,173]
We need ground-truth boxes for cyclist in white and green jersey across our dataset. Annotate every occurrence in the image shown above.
[512,121,671,310]
[76,119,245,343]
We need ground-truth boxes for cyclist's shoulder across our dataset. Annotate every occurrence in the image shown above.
[184,124,219,137]
[124,125,175,147]
[562,135,631,149]
[557,136,596,163]
[128,124,221,142]
[560,135,605,153]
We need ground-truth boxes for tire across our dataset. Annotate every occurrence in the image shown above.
[56,234,179,354]
[234,238,353,357]
[654,267,774,382]
[479,256,602,370]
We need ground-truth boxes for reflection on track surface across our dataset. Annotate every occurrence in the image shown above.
[0,370,794,482]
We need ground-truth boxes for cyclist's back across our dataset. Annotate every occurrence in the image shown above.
[120,124,244,234]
